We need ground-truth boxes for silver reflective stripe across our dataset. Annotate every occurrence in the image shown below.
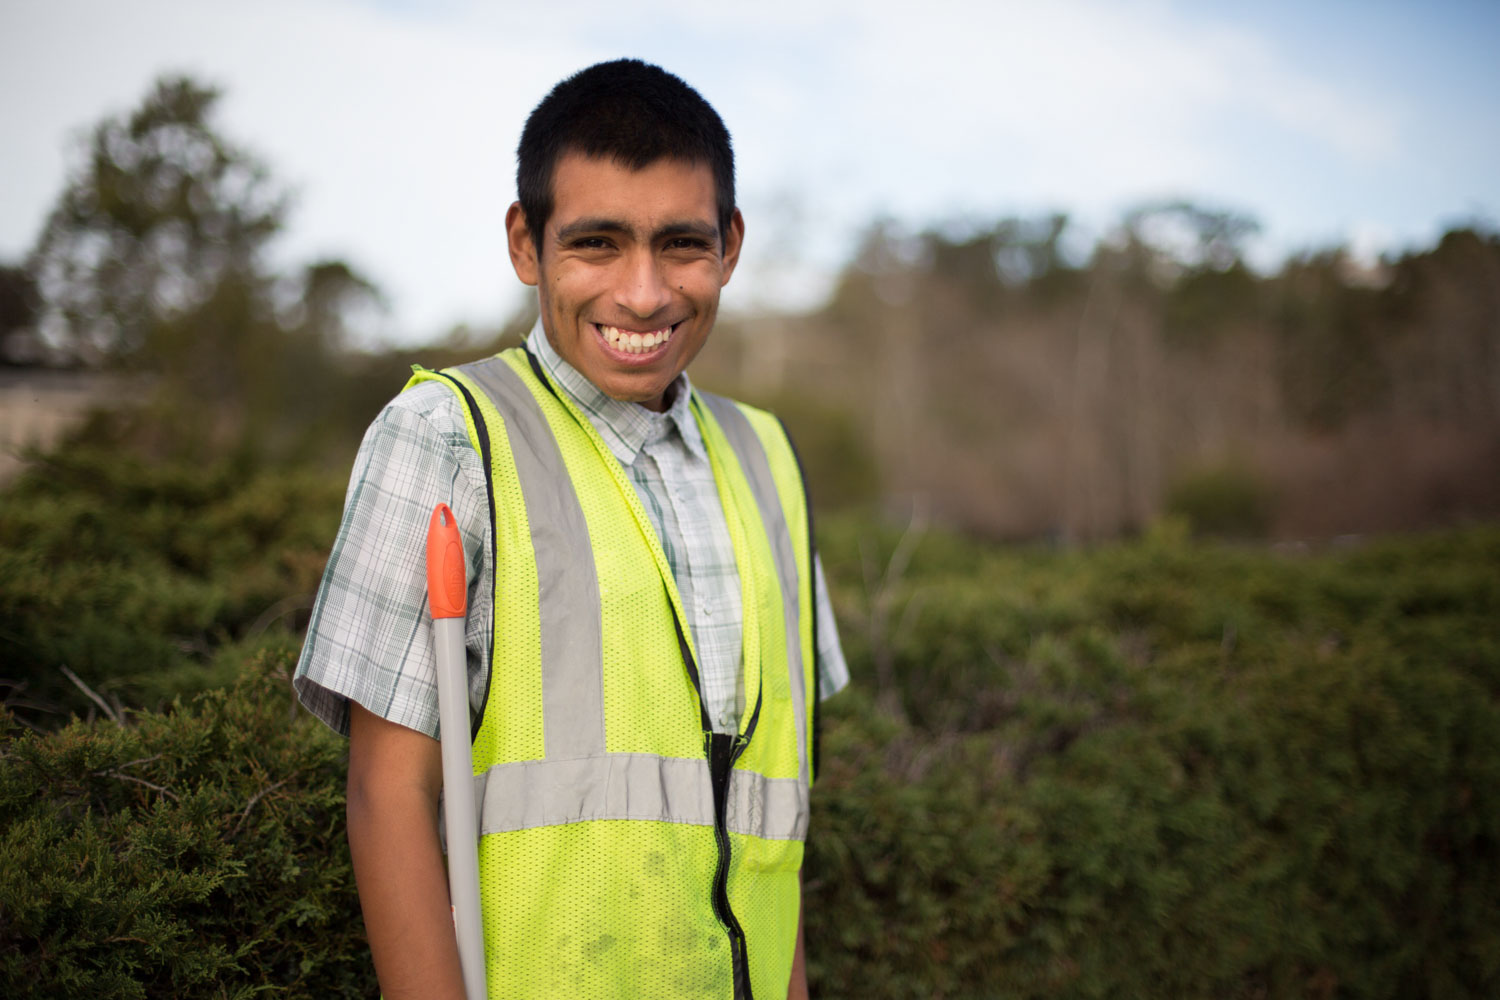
[471,753,808,840]
[728,770,810,841]
[458,357,605,760]
[474,753,713,833]
[697,393,809,785]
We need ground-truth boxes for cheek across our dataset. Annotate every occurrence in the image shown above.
[673,262,726,297]
[541,271,591,313]
[551,262,606,294]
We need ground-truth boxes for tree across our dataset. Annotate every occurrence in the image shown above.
[28,75,285,367]
[19,75,393,461]
[288,259,385,356]
[1121,200,1260,275]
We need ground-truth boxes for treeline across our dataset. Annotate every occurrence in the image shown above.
[699,210,1500,540]
[5,75,1498,542]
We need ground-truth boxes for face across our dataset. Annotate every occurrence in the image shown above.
[506,153,744,412]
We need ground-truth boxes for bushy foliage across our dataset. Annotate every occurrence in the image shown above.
[4,446,1497,997]
[807,516,1500,998]
[0,648,371,999]
[0,442,342,723]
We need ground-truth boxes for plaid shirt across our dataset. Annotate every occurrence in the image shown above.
[294,325,848,738]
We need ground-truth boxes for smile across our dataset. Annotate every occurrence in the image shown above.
[597,323,676,356]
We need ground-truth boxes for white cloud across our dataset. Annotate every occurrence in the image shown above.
[798,0,1404,216]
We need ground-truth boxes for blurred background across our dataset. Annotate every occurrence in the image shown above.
[3,3,1500,997]
[4,0,1498,538]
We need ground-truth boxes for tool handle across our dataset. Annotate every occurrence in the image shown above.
[427,503,468,619]
[426,504,486,1000]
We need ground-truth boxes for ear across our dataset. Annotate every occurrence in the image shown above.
[719,209,745,287]
[506,202,540,286]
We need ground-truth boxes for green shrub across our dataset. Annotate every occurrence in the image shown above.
[806,520,1500,998]
[5,446,1499,998]
[1165,463,1275,539]
[0,446,342,723]
[0,649,372,999]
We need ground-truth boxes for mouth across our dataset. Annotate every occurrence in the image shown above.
[596,322,678,358]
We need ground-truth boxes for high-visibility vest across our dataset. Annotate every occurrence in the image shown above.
[407,346,819,1000]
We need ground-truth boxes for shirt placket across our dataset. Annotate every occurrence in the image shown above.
[644,436,726,733]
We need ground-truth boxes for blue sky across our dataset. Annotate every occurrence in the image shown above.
[3,0,1496,342]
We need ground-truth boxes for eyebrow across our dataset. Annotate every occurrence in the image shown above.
[555,217,720,244]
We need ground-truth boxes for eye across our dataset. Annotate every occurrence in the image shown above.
[665,237,712,252]
[573,236,611,250]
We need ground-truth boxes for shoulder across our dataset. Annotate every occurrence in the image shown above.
[336,376,493,518]
[353,378,479,465]
[380,379,473,434]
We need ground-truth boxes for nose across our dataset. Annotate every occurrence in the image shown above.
[614,248,673,320]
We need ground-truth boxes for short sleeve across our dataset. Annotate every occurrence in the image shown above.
[293,383,491,738]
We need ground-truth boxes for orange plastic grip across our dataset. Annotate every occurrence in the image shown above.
[425,503,468,620]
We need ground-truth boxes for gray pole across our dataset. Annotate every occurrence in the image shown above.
[427,503,487,1000]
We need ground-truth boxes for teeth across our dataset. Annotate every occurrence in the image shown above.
[600,325,673,354]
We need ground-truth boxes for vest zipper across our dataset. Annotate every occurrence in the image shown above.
[524,350,761,997]
[708,730,754,1000]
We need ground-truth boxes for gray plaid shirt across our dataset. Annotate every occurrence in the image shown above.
[294,325,848,739]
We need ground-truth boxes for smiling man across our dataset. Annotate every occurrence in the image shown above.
[510,151,738,410]
[294,60,848,1000]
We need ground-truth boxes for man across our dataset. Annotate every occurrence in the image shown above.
[295,59,848,999]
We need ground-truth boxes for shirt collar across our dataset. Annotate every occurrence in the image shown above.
[524,320,707,465]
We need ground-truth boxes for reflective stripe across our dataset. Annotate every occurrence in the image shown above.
[471,753,808,840]
[728,769,810,841]
[458,357,605,760]
[697,392,809,785]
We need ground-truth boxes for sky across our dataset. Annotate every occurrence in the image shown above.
[3,0,1497,343]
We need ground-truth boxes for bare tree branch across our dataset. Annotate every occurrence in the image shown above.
[94,769,179,802]
[60,664,122,726]
[233,778,291,833]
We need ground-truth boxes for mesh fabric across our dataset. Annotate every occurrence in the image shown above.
[478,820,731,998]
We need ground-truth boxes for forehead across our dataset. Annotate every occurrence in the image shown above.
[547,153,718,232]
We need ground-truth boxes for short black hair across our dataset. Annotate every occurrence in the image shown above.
[517,59,736,249]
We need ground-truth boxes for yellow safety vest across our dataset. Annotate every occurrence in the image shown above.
[407,346,818,999]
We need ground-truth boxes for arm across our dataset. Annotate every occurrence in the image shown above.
[787,877,808,1000]
[346,701,468,1000]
